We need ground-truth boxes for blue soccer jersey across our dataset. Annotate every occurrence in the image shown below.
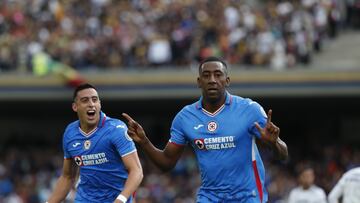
[170,92,268,203]
[63,112,136,203]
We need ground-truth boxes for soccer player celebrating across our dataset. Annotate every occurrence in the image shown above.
[123,57,288,202]
[48,83,143,203]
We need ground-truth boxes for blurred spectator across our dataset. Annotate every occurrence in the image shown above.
[0,0,357,72]
[287,164,327,203]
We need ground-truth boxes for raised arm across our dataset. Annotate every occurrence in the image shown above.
[47,158,78,203]
[122,113,185,172]
[114,151,143,203]
[254,109,288,160]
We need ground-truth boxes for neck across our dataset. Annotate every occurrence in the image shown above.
[79,122,98,134]
[202,97,226,113]
[302,184,311,190]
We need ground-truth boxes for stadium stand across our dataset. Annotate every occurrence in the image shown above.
[0,0,359,72]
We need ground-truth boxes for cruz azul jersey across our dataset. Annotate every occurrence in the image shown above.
[63,112,136,203]
[170,92,268,202]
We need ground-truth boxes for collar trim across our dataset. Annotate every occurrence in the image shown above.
[202,104,225,117]
[196,92,232,111]
[79,127,98,137]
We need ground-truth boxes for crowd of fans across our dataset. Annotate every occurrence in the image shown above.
[0,0,359,73]
[0,143,359,203]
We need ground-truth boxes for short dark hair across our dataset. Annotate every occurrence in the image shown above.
[73,83,97,100]
[198,56,228,74]
[296,163,314,177]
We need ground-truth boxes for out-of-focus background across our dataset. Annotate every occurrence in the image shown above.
[0,0,360,202]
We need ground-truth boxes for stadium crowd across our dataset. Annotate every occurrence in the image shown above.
[0,0,359,72]
[0,143,359,203]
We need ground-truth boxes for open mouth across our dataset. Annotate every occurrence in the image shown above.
[87,110,96,118]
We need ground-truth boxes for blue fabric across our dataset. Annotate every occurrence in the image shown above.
[63,112,136,203]
[170,92,268,202]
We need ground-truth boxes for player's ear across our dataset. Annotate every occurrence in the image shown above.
[72,102,77,112]
[225,76,230,87]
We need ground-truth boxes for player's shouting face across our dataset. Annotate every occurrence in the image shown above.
[197,61,230,104]
[72,87,101,132]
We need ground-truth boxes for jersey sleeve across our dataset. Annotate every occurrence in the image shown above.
[247,101,267,139]
[62,127,72,159]
[111,122,136,157]
[169,112,187,145]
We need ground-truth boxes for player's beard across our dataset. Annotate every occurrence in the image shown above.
[204,89,225,105]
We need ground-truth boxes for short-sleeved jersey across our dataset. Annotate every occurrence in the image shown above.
[170,92,268,202]
[328,167,360,203]
[288,185,327,203]
[63,112,136,203]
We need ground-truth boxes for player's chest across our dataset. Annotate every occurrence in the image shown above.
[66,132,111,156]
[185,112,248,135]
[184,113,249,150]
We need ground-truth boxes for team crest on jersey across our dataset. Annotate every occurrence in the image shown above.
[207,121,217,132]
[74,156,83,166]
[84,140,91,150]
[194,139,205,150]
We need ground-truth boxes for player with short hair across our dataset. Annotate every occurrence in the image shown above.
[288,165,327,203]
[123,57,288,203]
[48,83,143,203]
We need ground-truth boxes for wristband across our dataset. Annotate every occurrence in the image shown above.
[116,194,127,203]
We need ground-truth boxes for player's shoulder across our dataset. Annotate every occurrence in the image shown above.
[288,186,302,196]
[170,102,198,123]
[64,120,79,135]
[311,185,326,194]
[104,115,127,130]
[231,94,261,108]
[344,167,360,177]
[103,116,130,141]
[349,166,360,173]
[62,121,81,142]
[177,101,198,115]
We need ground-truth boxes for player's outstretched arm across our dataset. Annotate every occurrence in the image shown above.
[254,109,288,160]
[114,151,143,203]
[122,113,185,172]
[47,159,78,203]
